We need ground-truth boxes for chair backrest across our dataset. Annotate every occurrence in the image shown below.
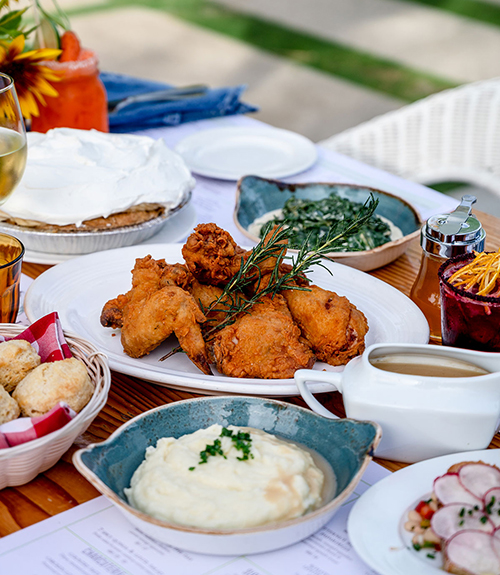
[319,78,500,195]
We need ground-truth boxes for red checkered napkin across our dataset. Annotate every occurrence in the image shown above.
[0,402,77,448]
[0,311,73,362]
[0,312,76,449]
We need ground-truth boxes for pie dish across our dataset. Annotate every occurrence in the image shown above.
[0,191,191,255]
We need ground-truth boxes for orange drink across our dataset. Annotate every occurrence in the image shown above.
[31,49,108,133]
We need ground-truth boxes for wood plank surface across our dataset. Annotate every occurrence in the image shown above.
[3,209,499,536]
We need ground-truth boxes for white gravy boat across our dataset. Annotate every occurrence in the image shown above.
[295,343,500,463]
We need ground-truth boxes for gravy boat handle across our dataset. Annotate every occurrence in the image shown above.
[294,370,342,420]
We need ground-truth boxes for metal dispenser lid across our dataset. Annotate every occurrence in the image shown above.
[421,195,486,258]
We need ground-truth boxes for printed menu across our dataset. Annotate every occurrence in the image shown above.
[0,460,389,575]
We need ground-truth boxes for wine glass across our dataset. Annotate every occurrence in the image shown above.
[0,73,27,205]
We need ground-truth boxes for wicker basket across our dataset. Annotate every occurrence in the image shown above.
[0,324,111,489]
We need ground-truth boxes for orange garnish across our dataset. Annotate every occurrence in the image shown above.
[449,249,500,297]
[59,30,81,62]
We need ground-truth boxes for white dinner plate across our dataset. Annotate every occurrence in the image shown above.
[175,126,318,180]
[23,203,197,265]
[24,243,429,396]
[348,449,500,575]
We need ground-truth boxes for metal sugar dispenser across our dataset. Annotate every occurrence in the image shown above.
[410,195,486,343]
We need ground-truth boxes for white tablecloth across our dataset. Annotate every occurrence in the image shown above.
[138,114,458,247]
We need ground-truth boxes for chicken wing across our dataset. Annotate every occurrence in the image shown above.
[207,293,315,379]
[282,283,368,366]
[100,255,212,375]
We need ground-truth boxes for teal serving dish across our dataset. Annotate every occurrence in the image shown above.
[234,176,422,271]
[73,396,381,556]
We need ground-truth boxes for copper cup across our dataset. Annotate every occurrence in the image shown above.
[0,233,24,322]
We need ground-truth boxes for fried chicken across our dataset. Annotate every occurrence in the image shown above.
[207,293,315,379]
[182,223,288,287]
[282,283,368,366]
[182,223,246,286]
[101,223,370,380]
[100,256,212,375]
[188,279,243,330]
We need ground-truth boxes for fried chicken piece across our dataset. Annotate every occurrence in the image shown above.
[100,255,211,375]
[207,294,315,379]
[282,283,368,366]
[182,223,288,287]
[331,306,369,366]
[100,259,194,329]
[188,279,243,329]
[182,223,246,285]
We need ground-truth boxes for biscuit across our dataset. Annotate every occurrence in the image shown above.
[13,358,93,417]
[0,385,20,425]
[0,340,41,393]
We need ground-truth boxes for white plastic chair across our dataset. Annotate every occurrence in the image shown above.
[319,77,500,196]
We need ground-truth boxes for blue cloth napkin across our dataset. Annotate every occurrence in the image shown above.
[101,72,258,133]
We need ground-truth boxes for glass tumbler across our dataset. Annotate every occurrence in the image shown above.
[0,233,24,323]
[439,253,500,352]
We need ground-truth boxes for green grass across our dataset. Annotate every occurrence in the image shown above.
[66,0,460,103]
[397,0,500,28]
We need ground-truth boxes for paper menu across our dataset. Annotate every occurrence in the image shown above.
[0,460,389,575]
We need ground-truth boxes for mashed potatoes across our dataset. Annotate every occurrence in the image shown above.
[125,424,325,530]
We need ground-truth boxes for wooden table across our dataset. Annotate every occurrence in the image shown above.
[2,208,499,538]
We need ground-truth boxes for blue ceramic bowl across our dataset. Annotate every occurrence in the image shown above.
[234,176,422,271]
[73,396,381,555]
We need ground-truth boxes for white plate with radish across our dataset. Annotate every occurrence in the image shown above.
[348,450,500,575]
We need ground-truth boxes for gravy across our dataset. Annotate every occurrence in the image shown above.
[370,353,489,378]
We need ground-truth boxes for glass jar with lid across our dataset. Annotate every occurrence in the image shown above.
[409,195,485,343]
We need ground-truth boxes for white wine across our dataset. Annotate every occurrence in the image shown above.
[0,127,27,205]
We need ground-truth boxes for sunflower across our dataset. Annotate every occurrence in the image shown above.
[0,34,61,119]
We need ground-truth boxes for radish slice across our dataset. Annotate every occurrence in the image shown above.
[484,488,500,528]
[492,533,500,562]
[460,464,500,500]
[434,473,483,506]
[444,531,500,575]
[431,504,494,540]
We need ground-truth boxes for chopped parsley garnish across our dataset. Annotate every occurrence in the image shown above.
[480,515,489,524]
[486,496,496,514]
[259,194,392,252]
[189,427,254,470]
[426,554,436,559]
[459,507,465,517]
[198,438,226,464]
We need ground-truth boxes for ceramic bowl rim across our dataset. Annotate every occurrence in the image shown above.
[73,395,382,537]
[233,177,423,259]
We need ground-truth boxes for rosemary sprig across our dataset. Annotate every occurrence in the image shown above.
[201,195,378,337]
[160,195,377,361]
